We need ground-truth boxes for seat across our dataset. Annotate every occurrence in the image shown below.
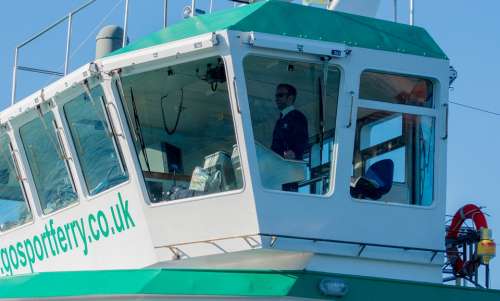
[350,159,394,200]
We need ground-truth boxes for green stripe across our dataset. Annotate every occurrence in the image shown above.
[110,0,447,60]
[0,269,499,300]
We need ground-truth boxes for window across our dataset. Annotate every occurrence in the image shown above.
[0,135,32,231]
[64,86,128,195]
[360,71,433,108]
[360,114,405,182]
[244,56,340,195]
[351,71,435,206]
[120,57,242,203]
[20,112,78,214]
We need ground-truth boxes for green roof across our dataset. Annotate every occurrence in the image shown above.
[111,0,447,60]
[0,269,498,300]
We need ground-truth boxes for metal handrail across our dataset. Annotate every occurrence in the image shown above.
[10,0,171,105]
[155,232,446,263]
[259,233,446,262]
[10,0,254,105]
[11,0,97,105]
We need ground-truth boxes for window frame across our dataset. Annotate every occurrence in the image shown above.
[18,109,80,216]
[112,53,247,206]
[351,69,439,208]
[241,51,344,198]
[61,84,130,197]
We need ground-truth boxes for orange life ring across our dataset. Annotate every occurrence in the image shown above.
[446,204,488,276]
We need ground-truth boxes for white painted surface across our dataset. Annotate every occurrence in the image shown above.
[328,0,382,18]
[0,28,449,285]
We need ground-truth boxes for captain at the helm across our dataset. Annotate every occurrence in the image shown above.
[245,55,340,195]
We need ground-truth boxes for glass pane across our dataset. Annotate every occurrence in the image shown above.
[366,147,405,183]
[360,114,402,150]
[20,112,77,214]
[64,86,128,195]
[121,57,242,203]
[0,136,32,231]
[244,56,340,195]
[352,108,434,205]
[360,71,433,108]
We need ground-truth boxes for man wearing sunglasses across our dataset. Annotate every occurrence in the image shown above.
[271,83,308,160]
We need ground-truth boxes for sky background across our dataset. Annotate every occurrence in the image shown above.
[0,0,499,289]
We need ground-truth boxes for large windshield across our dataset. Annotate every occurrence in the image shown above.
[244,55,340,195]
[120,56,242,203]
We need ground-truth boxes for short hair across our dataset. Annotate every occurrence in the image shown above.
[277,83,297,98]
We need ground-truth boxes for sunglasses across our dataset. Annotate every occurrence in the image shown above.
[275,93,289,98]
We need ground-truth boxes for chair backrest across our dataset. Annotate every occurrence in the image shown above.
[365,159,394,194]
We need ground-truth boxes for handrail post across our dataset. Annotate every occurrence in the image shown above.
[191,0,196,17]
[409,0,414,25]
[123,0,130,47]
[9,0,99,106]
[163,0,168,28]
[393,0,397,22]
[11,47,19,105]
[64,12,73,75]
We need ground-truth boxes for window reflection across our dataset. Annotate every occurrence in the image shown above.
[352,108,434,205]
[0,135,32,231]
[20,112,77,214]
[360,71,433,108]
[64,86,128,195]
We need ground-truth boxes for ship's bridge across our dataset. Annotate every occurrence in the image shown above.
[0,1,450,283]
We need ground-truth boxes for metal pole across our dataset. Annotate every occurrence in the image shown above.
[163,0,168,28]
[11,48,19,105]
[191,0,196,17]
[123,0,130,47]
[486,265,490,288]
[393,0,397,22]
[9,0,97,106]
[64,13,73,75]
[409,0,414,25]
[209,0,214,13]
[16,0,95,49]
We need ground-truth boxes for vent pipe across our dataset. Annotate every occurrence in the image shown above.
[96,25,124,59]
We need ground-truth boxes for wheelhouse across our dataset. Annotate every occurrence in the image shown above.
[0,1,449,283]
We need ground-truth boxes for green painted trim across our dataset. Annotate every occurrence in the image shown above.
[110,1,447,60]
[0,269,499,300]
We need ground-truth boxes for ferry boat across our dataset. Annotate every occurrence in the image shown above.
[0,0,498,299]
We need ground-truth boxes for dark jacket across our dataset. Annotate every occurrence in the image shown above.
[271,109,308,160]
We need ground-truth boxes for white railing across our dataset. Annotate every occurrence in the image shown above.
[10,0,251,105]
[10,0,416,105]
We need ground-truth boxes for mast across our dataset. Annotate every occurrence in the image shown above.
[410,0,414,25]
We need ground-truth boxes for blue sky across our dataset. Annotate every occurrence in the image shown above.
[1,0,500,289]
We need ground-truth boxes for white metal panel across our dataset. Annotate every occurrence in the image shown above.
[227,29,449,282]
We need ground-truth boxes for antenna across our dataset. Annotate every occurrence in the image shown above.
[394,0,397,22]
[163,0,168,28]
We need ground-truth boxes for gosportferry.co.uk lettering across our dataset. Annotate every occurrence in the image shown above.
[0,193,135,276]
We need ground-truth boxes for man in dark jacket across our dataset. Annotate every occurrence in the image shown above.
[271,83,308,160]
